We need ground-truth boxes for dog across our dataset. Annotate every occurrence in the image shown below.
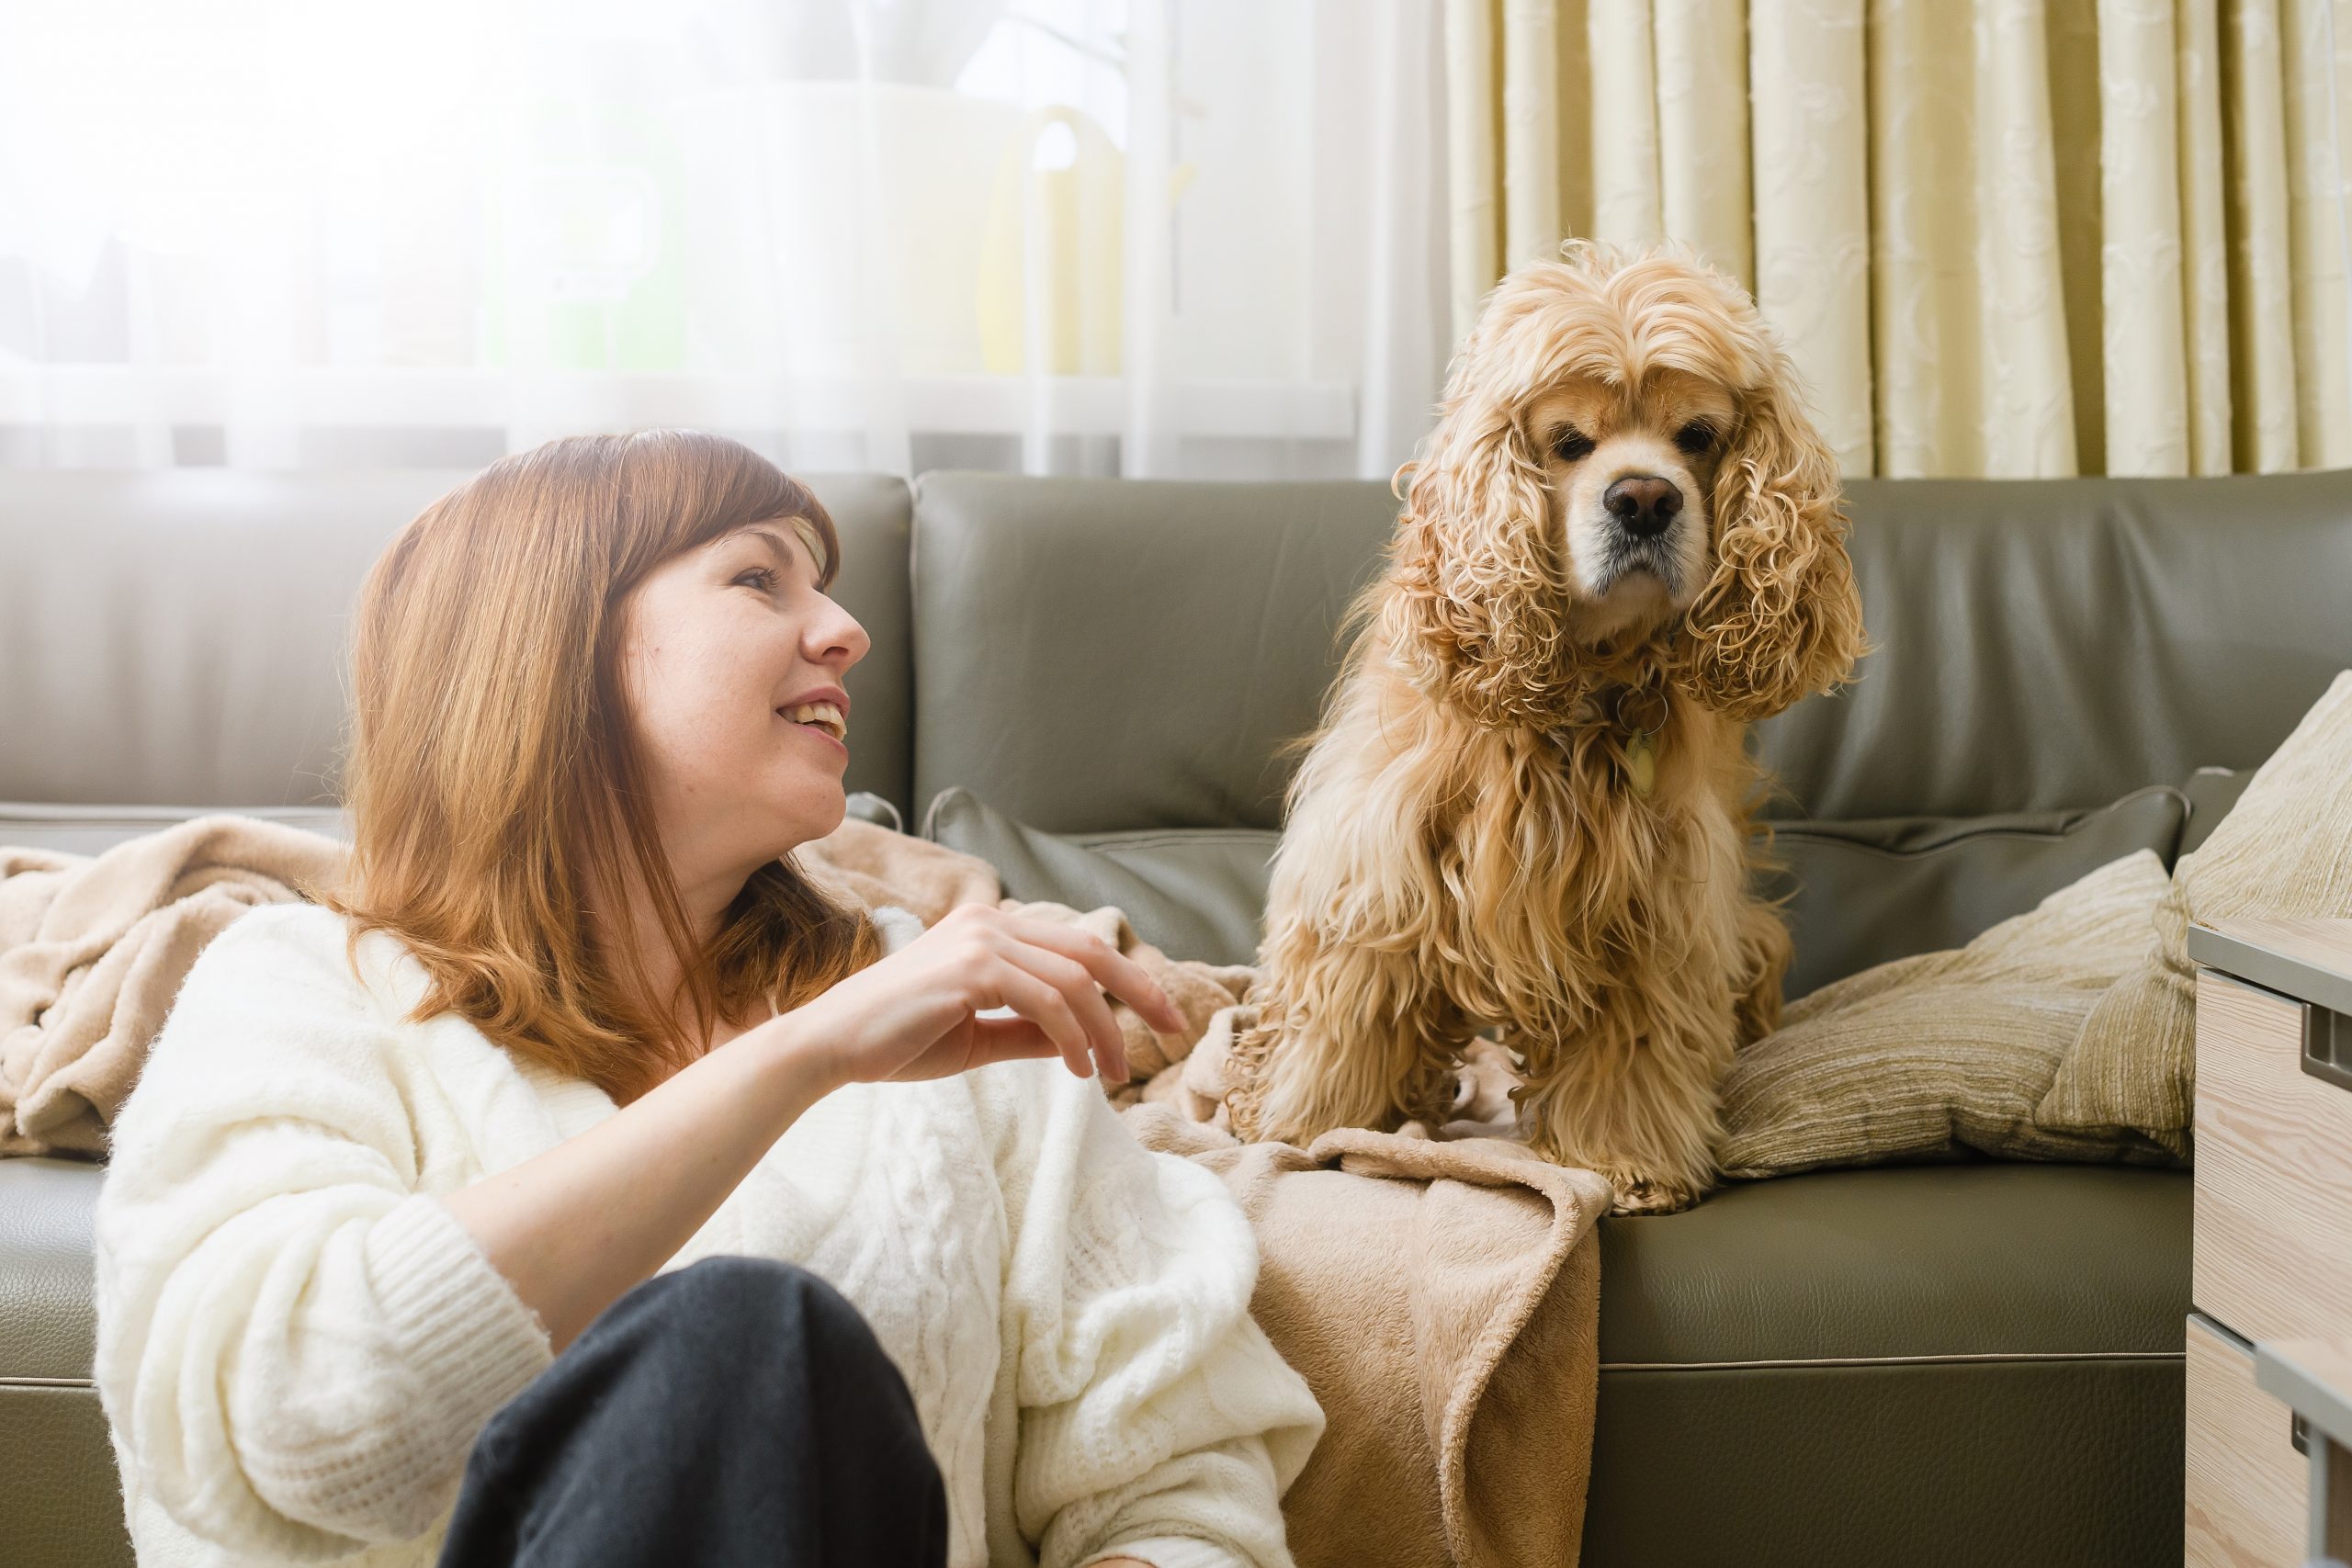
[1226,242,1865,1214]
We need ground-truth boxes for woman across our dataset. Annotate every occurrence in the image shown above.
[92,431,1325,1568]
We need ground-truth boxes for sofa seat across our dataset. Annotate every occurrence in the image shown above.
[3,1151,2186,1568]
[1585,1161,2188,1566]
[1,1157,126,1568]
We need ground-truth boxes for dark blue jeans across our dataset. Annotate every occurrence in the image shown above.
[436,1256,949,1567]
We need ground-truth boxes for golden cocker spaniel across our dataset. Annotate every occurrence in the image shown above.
[1227,242,1866,1213]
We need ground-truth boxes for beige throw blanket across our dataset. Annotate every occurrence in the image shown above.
[0,816,345,1156]
[4,815,1609,1568]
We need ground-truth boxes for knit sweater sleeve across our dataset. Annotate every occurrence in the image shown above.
[978,1061,1326,1568]
[92,904,554,1561]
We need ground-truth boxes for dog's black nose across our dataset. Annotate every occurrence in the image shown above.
[1604,475,1682,537]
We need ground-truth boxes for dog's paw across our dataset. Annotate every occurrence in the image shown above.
[1598,1170,1703,1215]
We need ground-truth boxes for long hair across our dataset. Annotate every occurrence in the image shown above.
[315,430,881,1104]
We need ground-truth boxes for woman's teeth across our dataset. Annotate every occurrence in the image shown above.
[780,701,847,740]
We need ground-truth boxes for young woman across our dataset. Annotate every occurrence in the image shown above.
[92,430,1324,1568]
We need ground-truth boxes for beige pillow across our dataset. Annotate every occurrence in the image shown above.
[2036,670,2352,1156]
[1716,851,2181,1179]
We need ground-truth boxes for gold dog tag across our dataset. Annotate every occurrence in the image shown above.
[1627,733,1657,797]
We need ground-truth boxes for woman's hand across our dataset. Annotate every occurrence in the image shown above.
[775,903,1189,1090]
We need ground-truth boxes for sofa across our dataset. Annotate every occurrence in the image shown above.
[6,462,2351,1566]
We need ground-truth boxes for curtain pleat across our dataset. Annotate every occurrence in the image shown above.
[1656,0,1754,288]
[2227,0,2304,468]
[2283,0,2352,468]
[1750,0,1874,473]
[1589,0,1664,250]
[1446,0,2352,477]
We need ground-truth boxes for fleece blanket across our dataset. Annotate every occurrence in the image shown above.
[2,815,1609,1568]
[0,816,345,1156]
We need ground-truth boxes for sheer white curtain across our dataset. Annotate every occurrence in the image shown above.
[0,0,1448,479]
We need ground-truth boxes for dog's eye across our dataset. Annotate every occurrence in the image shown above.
[1674,421,1716,456]
[1554,427,1596,462]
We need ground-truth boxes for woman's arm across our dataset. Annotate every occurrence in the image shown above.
[443,901,1188,1352]
[437,1018,838,1352]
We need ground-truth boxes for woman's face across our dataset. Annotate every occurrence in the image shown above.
[616,515,869,901]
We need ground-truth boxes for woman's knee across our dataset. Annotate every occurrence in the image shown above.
[650,1256,865,1341]
[619,1258,907,1396]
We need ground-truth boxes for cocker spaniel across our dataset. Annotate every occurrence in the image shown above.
[1227,242,1865,1213]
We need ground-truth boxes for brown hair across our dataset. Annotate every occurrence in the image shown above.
[315,429,881,1104]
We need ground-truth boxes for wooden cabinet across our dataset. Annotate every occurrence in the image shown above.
[2186,919,2352,1565]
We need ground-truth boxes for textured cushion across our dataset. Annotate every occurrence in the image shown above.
[1718,852,2183,1179]
[2039,670,2352,1154]
[923,787,1275,967]
[1761,786,2190,1000]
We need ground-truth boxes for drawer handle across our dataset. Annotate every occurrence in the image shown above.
[2305,1005,2352,1092]
[2293,1411,2310,1456]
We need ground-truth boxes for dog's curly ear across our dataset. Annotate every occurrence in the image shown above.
[1381,401,1588,728]
[1673,363,1866,721]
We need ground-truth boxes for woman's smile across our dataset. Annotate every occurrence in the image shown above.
[778,706,849,757]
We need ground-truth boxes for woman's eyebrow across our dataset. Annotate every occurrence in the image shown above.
[730,524,815,574]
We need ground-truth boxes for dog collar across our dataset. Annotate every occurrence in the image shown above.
[1539,678,1669,798]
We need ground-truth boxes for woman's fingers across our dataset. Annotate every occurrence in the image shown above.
[971,931,1131,1084]
[965,1014,1064,1068]
[990,910,1188,1038]
[985,959,1102,1081]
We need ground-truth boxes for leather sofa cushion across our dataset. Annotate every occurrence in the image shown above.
[911,472,1400,833]
[1585,1162,2188,1568]
[0,469,919,816]
[2178,764,2254,857]
[1751,468,2352,820]
[911,468,2352,832]
[1600,1161,2188,1366]
[0,1157,103,1382]
[1762,784,2188,1001]
[924,786,1275,967]
[926,784,2188,998]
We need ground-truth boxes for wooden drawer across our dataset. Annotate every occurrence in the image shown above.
[2186,1313,2306,1567]
[2192,960,2352,1344]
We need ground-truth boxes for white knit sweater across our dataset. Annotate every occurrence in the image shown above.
[93,900,1323,1568]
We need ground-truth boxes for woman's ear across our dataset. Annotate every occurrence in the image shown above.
[1379,402,1593,729]
[1671,369,1867,721]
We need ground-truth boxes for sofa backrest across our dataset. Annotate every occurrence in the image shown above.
[910,468,2352,829]
[0,468,918,815]
[10,461,2352,852]
[1760,468,2352,820]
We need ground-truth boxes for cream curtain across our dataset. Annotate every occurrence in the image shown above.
[1444,0,2352,477]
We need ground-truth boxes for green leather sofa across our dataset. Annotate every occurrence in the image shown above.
[6,464,2351,1566]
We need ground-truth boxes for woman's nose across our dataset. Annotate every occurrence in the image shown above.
[815,600,869,666]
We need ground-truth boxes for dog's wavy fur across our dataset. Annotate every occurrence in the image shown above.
[1226,242,1865,1213]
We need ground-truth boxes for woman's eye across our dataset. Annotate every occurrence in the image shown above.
[1555,428,1596,462]
[1675,422,1716,455]
[734,566,779,592]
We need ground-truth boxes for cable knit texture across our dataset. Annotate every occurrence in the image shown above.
[94,899,1324,1568]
